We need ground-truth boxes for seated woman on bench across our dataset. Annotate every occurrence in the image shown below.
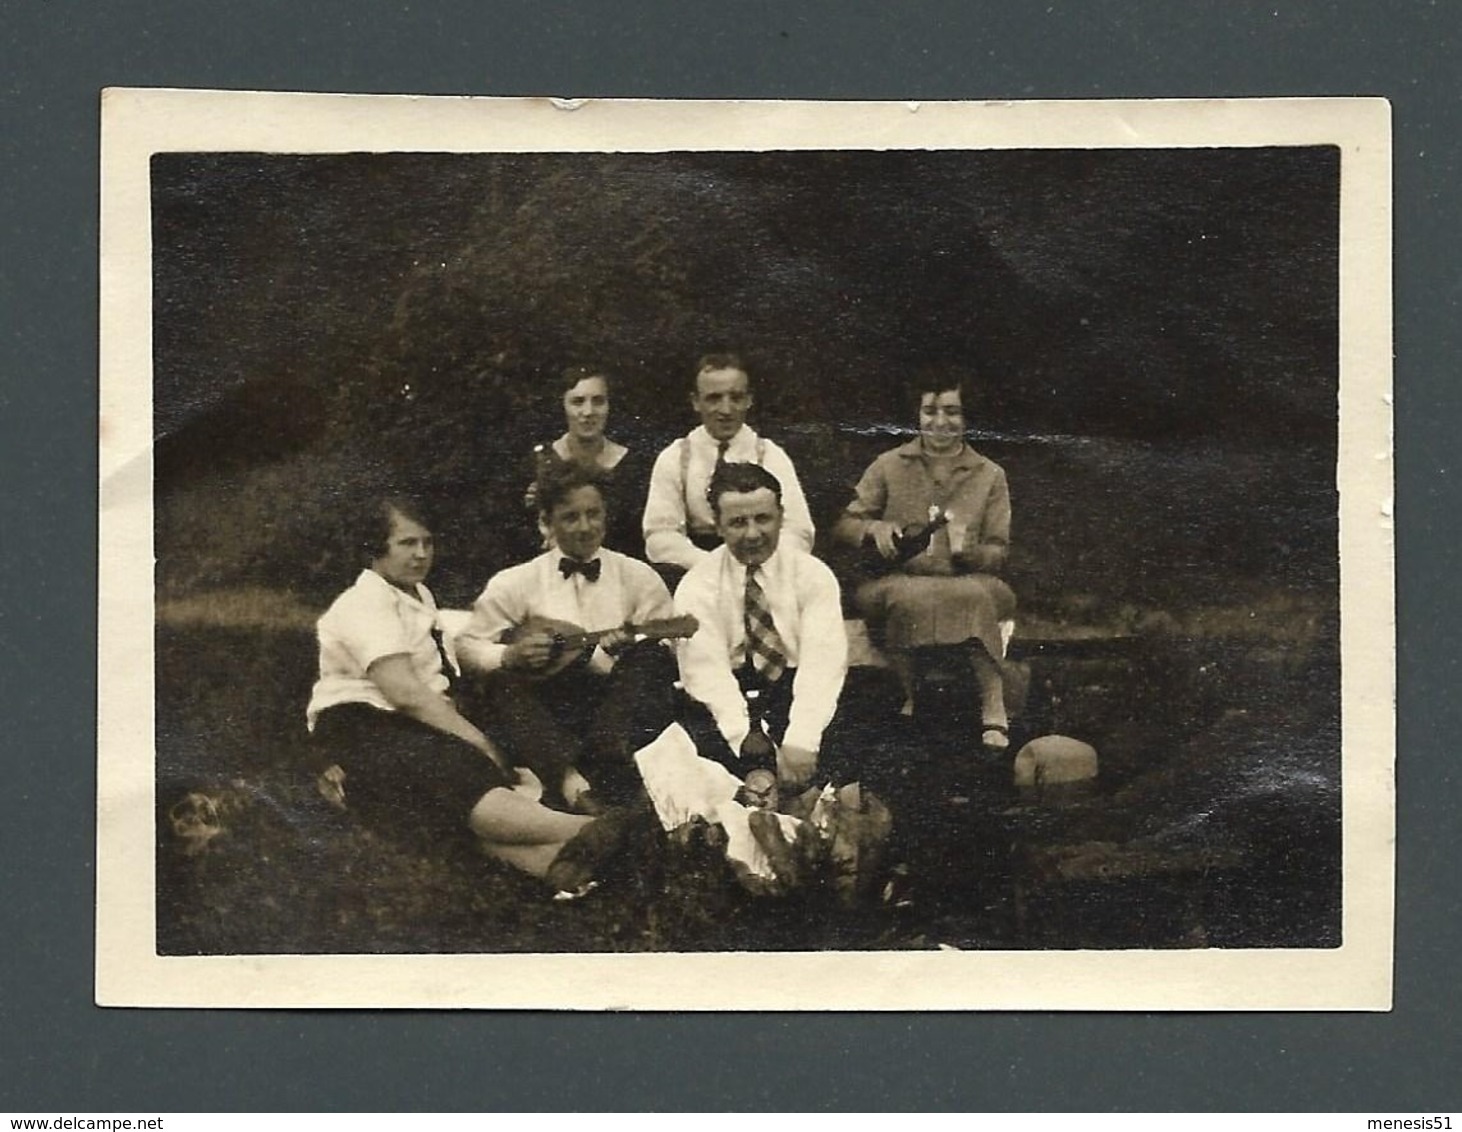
[833,374,1016,754]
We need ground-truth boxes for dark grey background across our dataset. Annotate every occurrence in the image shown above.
[3,0,1456,1112]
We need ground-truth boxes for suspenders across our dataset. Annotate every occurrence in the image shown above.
[679,437,702,540]
[679,434,767,523]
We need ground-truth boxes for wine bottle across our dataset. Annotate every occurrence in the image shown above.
[862,506,949,574]
[892,508,949,563]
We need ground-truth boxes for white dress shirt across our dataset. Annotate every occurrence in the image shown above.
[642,424,816,571]
[306,569,450,729]
[673,544,847,754]
[456,548,674,675]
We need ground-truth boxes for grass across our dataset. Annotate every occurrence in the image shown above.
[154,589,1341,956]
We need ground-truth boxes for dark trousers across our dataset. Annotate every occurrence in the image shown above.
[677,665,854,784]
[465,641,678,800]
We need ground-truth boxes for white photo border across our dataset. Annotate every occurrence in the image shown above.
[98,91,1394,1010]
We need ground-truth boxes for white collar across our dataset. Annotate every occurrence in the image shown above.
[359,568,431,609]
[547,547,606,566]
[720,544,783,587]
[691,423,755,449]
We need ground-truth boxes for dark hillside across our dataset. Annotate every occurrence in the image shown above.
[152,147,1338,609]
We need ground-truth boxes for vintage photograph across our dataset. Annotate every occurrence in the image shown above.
[97,93,1393,1008]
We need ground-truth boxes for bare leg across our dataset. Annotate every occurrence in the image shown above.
[486,841,571,878]
[468,787,593,879]
[970,646,1009,750]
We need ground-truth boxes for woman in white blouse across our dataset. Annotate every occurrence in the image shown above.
[306,495,628,895]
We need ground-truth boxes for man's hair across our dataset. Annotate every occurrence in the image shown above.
[536,463,610,518]
[557,364,613,396]
[695,352,749,388]
[707,461,783,519]
[360,494,432,561]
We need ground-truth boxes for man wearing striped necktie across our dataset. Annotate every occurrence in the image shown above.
[641,354,817,586]
[673,462,849,789]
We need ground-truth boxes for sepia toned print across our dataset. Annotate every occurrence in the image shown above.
[98,92,1393,1008]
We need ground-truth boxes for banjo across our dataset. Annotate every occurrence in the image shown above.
[501,614,700,679]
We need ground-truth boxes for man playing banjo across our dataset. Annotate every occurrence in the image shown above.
[456,466,691,814]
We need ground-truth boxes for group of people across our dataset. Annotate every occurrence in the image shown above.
[305,354,1016,898]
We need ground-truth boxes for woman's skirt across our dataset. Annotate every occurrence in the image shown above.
[312,702,512,842]
[854,572,1016,660]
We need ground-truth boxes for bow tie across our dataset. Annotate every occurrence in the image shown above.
[559,557,602,582]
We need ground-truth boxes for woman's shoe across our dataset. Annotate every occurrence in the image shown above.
[544,807,637,896]
[550,879,601,902]
[981,723,1011,754]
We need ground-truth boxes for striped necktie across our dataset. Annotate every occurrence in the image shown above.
[743,566,787,683]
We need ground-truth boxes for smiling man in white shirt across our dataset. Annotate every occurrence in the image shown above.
[642,354,815,581]
[673,461,849,790]
[456,467,681,811]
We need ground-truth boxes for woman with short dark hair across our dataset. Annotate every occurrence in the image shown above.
[524,365,649,558]
[833,377,1016,753]
[306,494,626,894]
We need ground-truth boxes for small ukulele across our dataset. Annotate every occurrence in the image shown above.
[501,614,700,679]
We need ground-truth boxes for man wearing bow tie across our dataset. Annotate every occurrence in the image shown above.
[456,467,678,812]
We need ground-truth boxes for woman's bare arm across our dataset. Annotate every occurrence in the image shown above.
[367,653,510,771]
